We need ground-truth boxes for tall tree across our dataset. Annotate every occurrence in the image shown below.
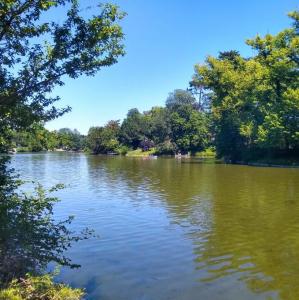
[0,0,125,284]
[0,0,125,151]
[146,106,170,144]
[87,120,120,154]
[191,11,299,161]
[120,109,149,149]
[166,89,198,111]
[168,104,209,155]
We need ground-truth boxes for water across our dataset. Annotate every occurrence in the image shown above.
[11,153,299,300]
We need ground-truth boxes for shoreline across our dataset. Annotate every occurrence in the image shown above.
[6,151,299,168]
[234,161,299,169]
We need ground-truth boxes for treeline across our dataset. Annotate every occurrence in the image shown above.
[86,89,209,155]
[81,12,299,161]
[11,88,210,156]
[9,11,299,162]
[11,125,85,152]
[86,11,299,162]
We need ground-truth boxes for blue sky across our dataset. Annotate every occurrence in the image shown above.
[46,0,298,134]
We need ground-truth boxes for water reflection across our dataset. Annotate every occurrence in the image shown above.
[194,166,299,300]
[12,153,299,300]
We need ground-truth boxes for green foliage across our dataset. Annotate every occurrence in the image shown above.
[168,102,209,155]
[0,0,125,145]
[7,125,85,153]
[87,120,121,154]
[120,109,149,149]
[0,274,83,300]
[191,11,299,161]
[12,124,57,152]
[115,145,129,155]
[85,90,210,155]
[6,94,210,156]
[166,89,198,111]
[126,148,156,157]
[154,140,176,155]
[0,158,92,285]
[0,0,125,295]
[56,128,84,151]
[195,147,216,158]
[145,107,170,145]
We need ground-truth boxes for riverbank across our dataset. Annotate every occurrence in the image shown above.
[125,147,217,158]
[5,150,299,168]
[234,159,299,168]
[126,148,157,157]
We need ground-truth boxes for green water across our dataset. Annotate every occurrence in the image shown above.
[13,153,299,300]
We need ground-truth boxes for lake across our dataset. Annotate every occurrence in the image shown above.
[11,153,299,300]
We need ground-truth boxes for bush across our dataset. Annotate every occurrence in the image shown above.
[194,147,216,158]
[16,147,31,153]
[116,145,129,155]
[126,148,156,157]
[0,274,84,300]
[154,141,176,155]
[140,138,155,151]
[0,158,92,285]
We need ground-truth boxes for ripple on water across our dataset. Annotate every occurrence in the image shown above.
[10,153,299,300]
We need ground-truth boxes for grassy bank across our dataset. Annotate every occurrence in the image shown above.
[126,148,157,157]
[0,274,83,300]
[194,147,216,158]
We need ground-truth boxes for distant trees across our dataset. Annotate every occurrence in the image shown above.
[120,109,149,149]
[87,121,121,154]
[168,105,209,155]
[166,89,198,111]
[10,126,84,152]
[12,124,56,152]
[85,90,210,155]
[164,90,208,154]
[9,10,299,161]
[3,6,297,163]
[146,107,170,145]
[56,128,84,151]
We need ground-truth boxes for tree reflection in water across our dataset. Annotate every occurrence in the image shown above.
[87,156,299,299]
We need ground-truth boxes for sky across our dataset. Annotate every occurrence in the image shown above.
[46,0,298,134]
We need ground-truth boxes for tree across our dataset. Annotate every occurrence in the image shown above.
[120,109,149,149]
[0,0,126,285]
[246,13,299,154]
[164,89,209,154]
[57,128,84,151]
[169,105,209,154]
[12,123,59,152]
[0,0,125,151]
[191,11,299,161]
[146,107,170,145]
[0,158,93,284]
[87,120,120,154]
[166,89,198,111]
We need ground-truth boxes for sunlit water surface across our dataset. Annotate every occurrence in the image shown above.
[11,153,299,300]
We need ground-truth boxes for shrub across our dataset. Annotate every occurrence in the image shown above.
[116,145,129,155]
[154,141,176,155]
[0,158,93,285]
[0,274,84,300]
